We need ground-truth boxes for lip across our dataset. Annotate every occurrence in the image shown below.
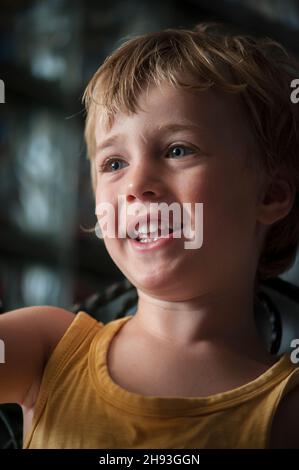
[126,212,178,239]
[128,227,183,252]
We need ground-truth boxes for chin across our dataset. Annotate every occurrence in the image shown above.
[130,271,167,290]
[129,270,192,298]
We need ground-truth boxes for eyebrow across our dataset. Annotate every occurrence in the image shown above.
[95,122,202,154]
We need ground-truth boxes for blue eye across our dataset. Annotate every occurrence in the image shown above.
[98,158,126,173]
[98,144,196,173]
[167,145,194,158]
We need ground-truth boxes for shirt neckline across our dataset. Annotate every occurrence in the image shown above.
[88,313,295,417]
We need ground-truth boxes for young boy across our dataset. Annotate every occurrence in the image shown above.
[1,23,299,449]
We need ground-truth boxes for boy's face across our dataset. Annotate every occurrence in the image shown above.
[94,82,264,300]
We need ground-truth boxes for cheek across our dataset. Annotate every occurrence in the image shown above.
[95,187,119,239]
[187,169,257,246]
[102,237,134,283]
[95,178,116,209]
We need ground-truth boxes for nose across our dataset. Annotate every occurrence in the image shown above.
[125,161,165,203]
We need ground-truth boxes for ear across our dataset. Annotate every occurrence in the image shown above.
[256,175,295,226]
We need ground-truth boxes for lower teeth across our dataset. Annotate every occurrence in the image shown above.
[138,237,159,243]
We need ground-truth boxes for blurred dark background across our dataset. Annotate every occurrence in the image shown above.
[0,0,299,315]
[0,0,299,449]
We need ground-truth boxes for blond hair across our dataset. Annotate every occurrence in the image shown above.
[82,22,299,282]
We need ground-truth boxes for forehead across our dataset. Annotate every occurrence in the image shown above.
[94,82,253,152]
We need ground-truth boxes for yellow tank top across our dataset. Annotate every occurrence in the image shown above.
[23,310,299,449]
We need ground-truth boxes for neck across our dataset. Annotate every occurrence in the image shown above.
[131,285,273,364]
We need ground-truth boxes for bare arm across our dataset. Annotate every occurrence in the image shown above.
[0,306,75,406]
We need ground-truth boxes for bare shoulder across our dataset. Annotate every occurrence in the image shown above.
[20,307,76,435]
[0,305,75,406]
[27,306,76,385]
[19,305,76,363]
[269,384,299,448]
[38,306,76,359]
[22,307,76,408]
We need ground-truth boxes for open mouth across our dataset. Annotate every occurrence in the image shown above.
[136,228,173,243]
[134,225,182,243]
